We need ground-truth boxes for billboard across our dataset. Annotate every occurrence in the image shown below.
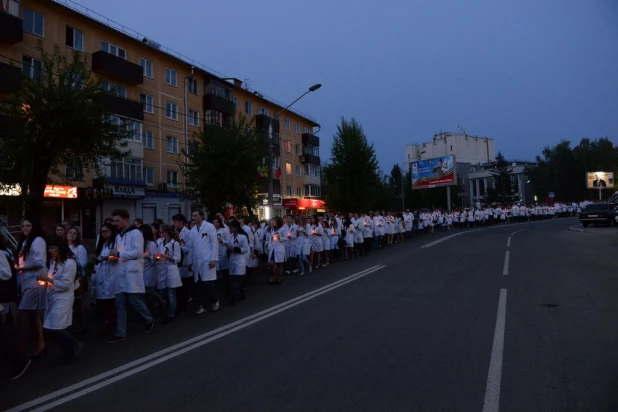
[586,172,614,189]
[44,185,78,199]
[411,155,457,189]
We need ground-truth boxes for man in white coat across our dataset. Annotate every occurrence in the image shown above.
[108,209,154,343]
[172,214,192,312]
[190,210,219,315]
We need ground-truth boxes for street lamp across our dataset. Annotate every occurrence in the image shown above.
[266,84,322,218]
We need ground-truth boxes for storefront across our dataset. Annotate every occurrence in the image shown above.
[282,198,326,216]
[137,190,190,224]
[41,185,81,234]
[96,180,146,230]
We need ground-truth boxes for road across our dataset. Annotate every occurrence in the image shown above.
[3,217,618,412]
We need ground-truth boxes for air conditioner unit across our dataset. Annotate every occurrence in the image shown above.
[158,183,168,190]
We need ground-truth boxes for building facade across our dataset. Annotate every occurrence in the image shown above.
[467,160,536,207]
[0,0,321,236]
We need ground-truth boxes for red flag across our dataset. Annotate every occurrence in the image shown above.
[274,167,282,180]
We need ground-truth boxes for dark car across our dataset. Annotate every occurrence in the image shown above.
[578,203,618,227]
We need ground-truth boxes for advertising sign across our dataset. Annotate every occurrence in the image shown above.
[411,155,457,189]
[44,185,78,199]
[586,172,614,189]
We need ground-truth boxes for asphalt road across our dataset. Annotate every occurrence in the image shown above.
[3,217,618,412]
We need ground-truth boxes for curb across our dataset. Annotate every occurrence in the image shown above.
[568,226,585,233]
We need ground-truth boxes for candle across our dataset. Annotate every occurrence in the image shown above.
[331,229,336,235]
[274,233,279,241]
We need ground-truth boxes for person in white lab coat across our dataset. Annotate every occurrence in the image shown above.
[282,216,298,275]
[15,219,47,358]
[226,220,249,303]
[343,216,355,260]
[92,223,118,337]
[360,213,373,255]
[140,224,166,311]
[309,215,324,269]
[155,225,183,323]
[66,227,88,333]
[108,209,154,344]
[268,216,286,285]
[39,242,82,363]
[190,210,219,315]
[172,214,193,313]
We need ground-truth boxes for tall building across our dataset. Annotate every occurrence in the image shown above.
[0,0,321,237]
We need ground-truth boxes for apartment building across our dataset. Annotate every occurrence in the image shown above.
[0,0,321,236]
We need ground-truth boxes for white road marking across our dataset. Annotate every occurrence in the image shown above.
[482,288,508,412]
[6,265,386,412]
[510,229,527,236]
[420,230,481,248]
[506,237,511,248]
[502,251,510,276]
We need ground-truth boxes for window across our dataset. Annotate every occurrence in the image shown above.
[285,141,292,153]
[109,116,140,140]
[167,170,179,188]
[166,136,179,154]
[259,107,268,116]
[296,165,301,177]
[285,163,292,175]
[139,58,153,78]
[296,187,302,197]
[110,158,142,181]
[65,26,84,51]
[166,102,178,120]
[304,127,310,134]
[100,40,125,58]
[143,167,154,186]
[295,123,300,134]
[140,93,153,114]
[244,101,252,115]
[304,164,321,177]
[304,185,321,197]
[295,144,301,155]
[142,130,154,149]
[22,56,42,81]
[232,96,238,110]
[205,110,222,125]
[165,69,177,86]
[188,78,198,94]
[286,186,292,197]
[101,80,127,98]
[273,157,281,169]
[65,159,84,180]
[188,109,199,127]
[23,8,44,36]
[284,118,290,130]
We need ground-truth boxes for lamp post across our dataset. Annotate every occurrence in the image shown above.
[266,84,321,219]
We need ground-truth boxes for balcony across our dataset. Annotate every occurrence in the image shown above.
[0,0,23,44]
[100,93,144,121]
[303,175,321,186]
[0,62,21,93]
[203,94,235,116]
[91,51,143,85]
[302,133,320,146]
[300,153,320,165]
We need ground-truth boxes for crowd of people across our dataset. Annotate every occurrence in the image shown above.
[0,201,584,380]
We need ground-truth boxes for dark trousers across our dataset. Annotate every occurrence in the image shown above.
[227,275,245,304]
[176,277,194,312]
[354,242,364,256]
[195,279,218,309]
[0,315,29,374]
[364,237,372,255]
[46,328,79,357]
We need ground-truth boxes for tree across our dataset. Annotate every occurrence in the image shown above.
[489,152,513,203]
[0,42,130,218]
[322,117,383,212]
[180,114,266,215]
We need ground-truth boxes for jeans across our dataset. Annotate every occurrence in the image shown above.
[0,316,29,373]
[160,288,177,319]
[115,293,153,338]
[195,280,218,309]
[298,254,311,274]
[46,328,79,357]
[145,286,165,306]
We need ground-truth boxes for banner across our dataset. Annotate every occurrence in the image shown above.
[411,155,457,189]
[586,172,614,189]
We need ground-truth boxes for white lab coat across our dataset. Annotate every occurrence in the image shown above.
[178,226,192,278]
[216,227,231,271]
[95,242,117,299]
[143,240,159,288]
[114,227,145,294]
[69,244,87,277]
[43,259,76,330]
[268,229,287,263]
[361,216,373,238]
[18,236,48,310]
[228,233,249,275]
[157,239,183,289]
[191,221,218,282]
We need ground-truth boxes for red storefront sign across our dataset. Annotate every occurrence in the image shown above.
[282,198,326,209]
[44,185,78,199]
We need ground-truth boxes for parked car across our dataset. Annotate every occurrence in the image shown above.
[578,203,617,227]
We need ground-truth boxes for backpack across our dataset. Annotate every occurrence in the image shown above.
[0,249,18,303]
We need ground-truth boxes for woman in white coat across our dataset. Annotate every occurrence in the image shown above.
[38,242,82,363]
[344,217,355,260]
[321,220,331,267]
[267,216,286,285]
[140,225,165,310]
[226,220,249,303]
[310,215,324,269]
[15,219,47,358]
[155,225,183,323]
[67,227,88,333]
[92,223,118,337]
[213,217,230,276]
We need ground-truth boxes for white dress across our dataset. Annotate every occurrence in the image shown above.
[43,259,76,330]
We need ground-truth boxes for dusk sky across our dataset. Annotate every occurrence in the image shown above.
[75,0,618,172]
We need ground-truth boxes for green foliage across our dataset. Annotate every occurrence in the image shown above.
[322,117,383,212]
[179,114,266,215]
[488,151,513,203]
[0,42,130,218]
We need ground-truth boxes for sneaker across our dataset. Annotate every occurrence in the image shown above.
[107,336,126,344]
[298,272,305,276]
[195,306,206,315]
[10,359,31,380]
[285,270,291,275]
[211,301,220,312]
[143,321,155,334]
[292,269,299,273]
